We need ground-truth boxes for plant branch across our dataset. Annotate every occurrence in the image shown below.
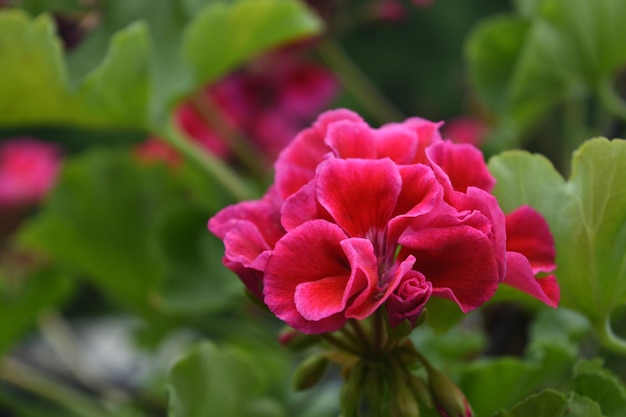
[158,121,256,201]
[316,39,405,124]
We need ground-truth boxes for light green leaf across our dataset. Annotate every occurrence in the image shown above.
[573,359,626,417]
[167,341,286,417]
[183,0,322,85]
[0,1,322,130]
[490,389,568,417]
[488,138,626,352]
[466,0,626,147]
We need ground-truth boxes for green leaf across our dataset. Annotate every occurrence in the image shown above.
[183,0,322,85]
[167,341,286,417]
[573,359,626,417]
[0,267,74,354]
[490,390,568,417]
[488,138,626,352]
[152,203,242,315]
[0,1,322,130]
[18,149,184,313]
[466,0,626,146]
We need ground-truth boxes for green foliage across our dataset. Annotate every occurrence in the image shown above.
[491,390,604,417]
[167,341,287,417]
[0,267,73,354]
[18,149,182,313]
[489,138,626,351]
[0,0,322,130]
[466,0,626,148]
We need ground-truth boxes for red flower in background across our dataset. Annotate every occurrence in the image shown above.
[137,50,338,167]
[209,109,559,334]
[442,116,489,147]
[0,138,61,207]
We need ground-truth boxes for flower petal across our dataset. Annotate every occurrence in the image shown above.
[316,158,401,238]
[503,251,560,308]
[264,220,351,334]
[325,120,377,159]
[505,205,556,273]
[426,141,495,194]
[399,224,500,312]
[275,109,363,199]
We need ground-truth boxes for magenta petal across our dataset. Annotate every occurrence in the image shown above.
[280,180,330,231]
[506,205,556,273]
[426,141,495,193]
[295,276,350,321]
[386,268,432,328]
[374,125,419,164]
[342,238,392,320]
[325,120,377,159]
[383,117,443,164]
[503,251,560,308]
[316,158,401,237]
[400,225,500,312]
[264,220,351,334]
[275,109,364,199]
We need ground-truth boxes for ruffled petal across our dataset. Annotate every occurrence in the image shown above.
[316,158,401,238]
[503,251,560,308]
[399,224,500,312]
[505,205,556,273]
[426,141,495,194]
[325,120,377,159]
[264,220,351,334]
[374,125,419,164]
[383,117,443,164]
[275,109,363,199]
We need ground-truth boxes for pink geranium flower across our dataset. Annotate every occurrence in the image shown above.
[0,138,61,207]
[209,109,559,334]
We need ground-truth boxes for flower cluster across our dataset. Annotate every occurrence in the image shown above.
[0,138,61,207]
[209,109,559,334]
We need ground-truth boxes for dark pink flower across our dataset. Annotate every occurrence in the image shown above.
[209,109,558,334]
[442,116,489,147]
[0,138,60,207]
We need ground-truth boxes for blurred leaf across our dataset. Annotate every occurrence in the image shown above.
[167,341,286,417]
[488,139,626,349]
[573,359,626,417]
[467,0,626,147]
[18,149,184,313]
[152,203,241,315]
[491,390,604,417]
[0,1,322,130]
[0,267,73,353]
[183,0,322,84]
[459,343,573,417]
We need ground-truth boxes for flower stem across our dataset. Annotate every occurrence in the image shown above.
[594,316,626,355]
[158,121,256,201]
[597,77,626,122]
[320,333,365,357]
[316,39,405,124]
[189,90,269,179]
[0,357,126,417]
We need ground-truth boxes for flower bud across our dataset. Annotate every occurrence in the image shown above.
[408,374,433,409]
[393,382,421,417]
[292,353,328,391]
[340,360,367,417]
[427,366,472,417]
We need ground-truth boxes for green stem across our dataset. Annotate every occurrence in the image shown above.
[316,39,405,124]
[158,122,256,201]
[320,333,365,357]
[189,92,269,179]
[594,316,626,355]
[597,78,626,122]
[0,357,123,417]
[348,319,372,351]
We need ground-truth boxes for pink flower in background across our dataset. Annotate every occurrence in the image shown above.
[0,138,61,207]
[209,109,558,334]
[138,50,338,166]
[442,116,489,147]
